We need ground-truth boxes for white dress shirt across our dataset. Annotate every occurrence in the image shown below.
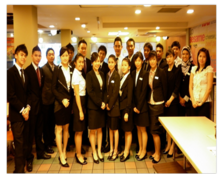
[135,68,141,87]
[72,68,86,96]
[120,72,130,89]
[59,63,71,90]
[15,62,25,82]
[116,55,123,77]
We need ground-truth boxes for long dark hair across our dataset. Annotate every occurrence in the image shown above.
[196,48,211,72]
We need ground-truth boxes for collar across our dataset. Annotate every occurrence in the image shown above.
[157,58,162,66]
[108,69,115,77]
[116,55,122,59]
[32,62,39,70]
[15,62,22,72]
[74,68,82,75]
[128,54,134,61]
[136,68,141,74]
[59,63,71,68]
[122,71,130,80]
[100,62,103,67]
[150,67,157,73]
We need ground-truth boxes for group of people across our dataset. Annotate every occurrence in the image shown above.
[7,37,214,173]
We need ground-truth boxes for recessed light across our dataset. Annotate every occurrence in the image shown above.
[50,30,57,36]
[81,24,86,28]
[156,36,161,42]
[144,5,151,7]
[124,27,128,30]
[75,17,80,21]
[71,37,77,42]
[163,36,168,40]
[156,26,160,30]
[38,29,43,34]
[10,33,13,37]
[91,36,97,42]
[49,25,54,28]
[135,10,141,14]
[87,31,90,33]
[187,9,194,14]
[39,38,43,43]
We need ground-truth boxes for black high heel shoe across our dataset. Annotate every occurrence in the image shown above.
[75,153,87,165]
[152,157,161,163]
[137,153,147,161]
[163,150,169,154]
[167,153,173,158]
[107,151,113,160]
[120,152,130,162]
[149,155,154,160]
[110,152,118,161]
[58,157,69,167]
[92,153,99,164]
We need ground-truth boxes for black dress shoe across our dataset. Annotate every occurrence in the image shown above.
[149,155,154,160]
[37,153,51,159]
[26,160,33,172]
[167,154,173,158]
[75,153,87,165]
[46,146,54,154]
[163,150,169,154]
[110,153,118,161]
[81,147,86,154]
[66,145,70,152]
[58,157,69,167]
[99,156,104,162]
[107,151,113,160]
[137,153,147,161]
[92,153,99,164]
[120,153,130,162]
[152,157,161,163]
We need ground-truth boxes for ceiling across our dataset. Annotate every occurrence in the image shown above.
[7,5,216,38]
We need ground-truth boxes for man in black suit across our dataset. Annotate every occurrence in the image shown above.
[78,39,92,150]
[25,45,51,172]
[156,43,168,69]
[125,38,136,72]
[67,43,75,69]
[7,44,30,173]
[98,45,110,153]
[142,42,153,71]
[42,48,56,154]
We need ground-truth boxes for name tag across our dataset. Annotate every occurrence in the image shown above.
[139,77,143,81]
[70,72,72,74]
[155,76,159,79]
[111,80,115,83]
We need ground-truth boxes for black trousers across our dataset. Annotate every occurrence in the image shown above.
[42,104,55,148]
[190,102,211,119]
[68,113,74,145]
[11,121,26,173]
[25,111,45,161]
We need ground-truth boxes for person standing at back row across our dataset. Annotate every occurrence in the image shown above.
[142,42,153,71]
[171,41,182,68]
[125,38,136,72]
[114,37,124,78]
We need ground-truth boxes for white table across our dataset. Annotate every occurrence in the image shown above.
[159,116,216,173]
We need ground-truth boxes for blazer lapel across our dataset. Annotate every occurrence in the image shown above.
[13,65,25,89]
[58,67,69,92]
[121,74,129,90]
[152,68,159,89]
[92,70,101,89]
[136,69,143,87]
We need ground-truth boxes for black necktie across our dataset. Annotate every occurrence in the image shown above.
[20,69,25,86]
[144,62,147,70]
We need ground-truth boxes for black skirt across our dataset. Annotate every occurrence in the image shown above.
[54,105,71,126]
[120,109,134,132]
[107,116,120,130]
[88,109,105,129]
[133,110,149,127]
[73,96,86,132]
[148,103,165,135]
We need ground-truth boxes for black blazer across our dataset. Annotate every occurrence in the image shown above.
[99,62,109,80]
[180,64,194,100]
[147,67,167,102]
[132,69,148,113]
[25,63,44,116]
[42,62,56,105]
[159,58,168,69]
[164,65,182,104]
[86,70,106,110]
[7,65,29,123]
[106,70,120,117]
[52,66,74,113]
[119,73,133,114]
[142,61,149,71]
[82,58,92,79]
[125,55,136,72]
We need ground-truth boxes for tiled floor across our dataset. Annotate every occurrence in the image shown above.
[7,144,197,173]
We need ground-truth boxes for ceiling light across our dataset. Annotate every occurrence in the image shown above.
[135,10,141,14]
[81,24,86,28]
[187,9,194,14]
[144,5,151,7]
[10,33,13,37]
[39,38,43,43]
[91,36,97,42]
[163,36,168,40]
[49,25,54,28]
[87,31,90,33]
[71,37,77,42]
[124,27,128,30]
[38,29,43,34]
[156,36,161,42]
[50,30,57,36]
[75,17,80,20]
[156,26,160,30]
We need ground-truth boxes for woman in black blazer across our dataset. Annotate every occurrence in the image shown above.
[86,52,106,164]
[52,47,73,167]
[119,58,134,162]
[147,51,167,163]
[106,54,120,161]
[163,49,182,158]
[132,51,149,161]
[179,46,194,116]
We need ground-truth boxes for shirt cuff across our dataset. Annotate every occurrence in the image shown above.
[184,95,190,102]
[172,92,177,98]
[20,107,24,113]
